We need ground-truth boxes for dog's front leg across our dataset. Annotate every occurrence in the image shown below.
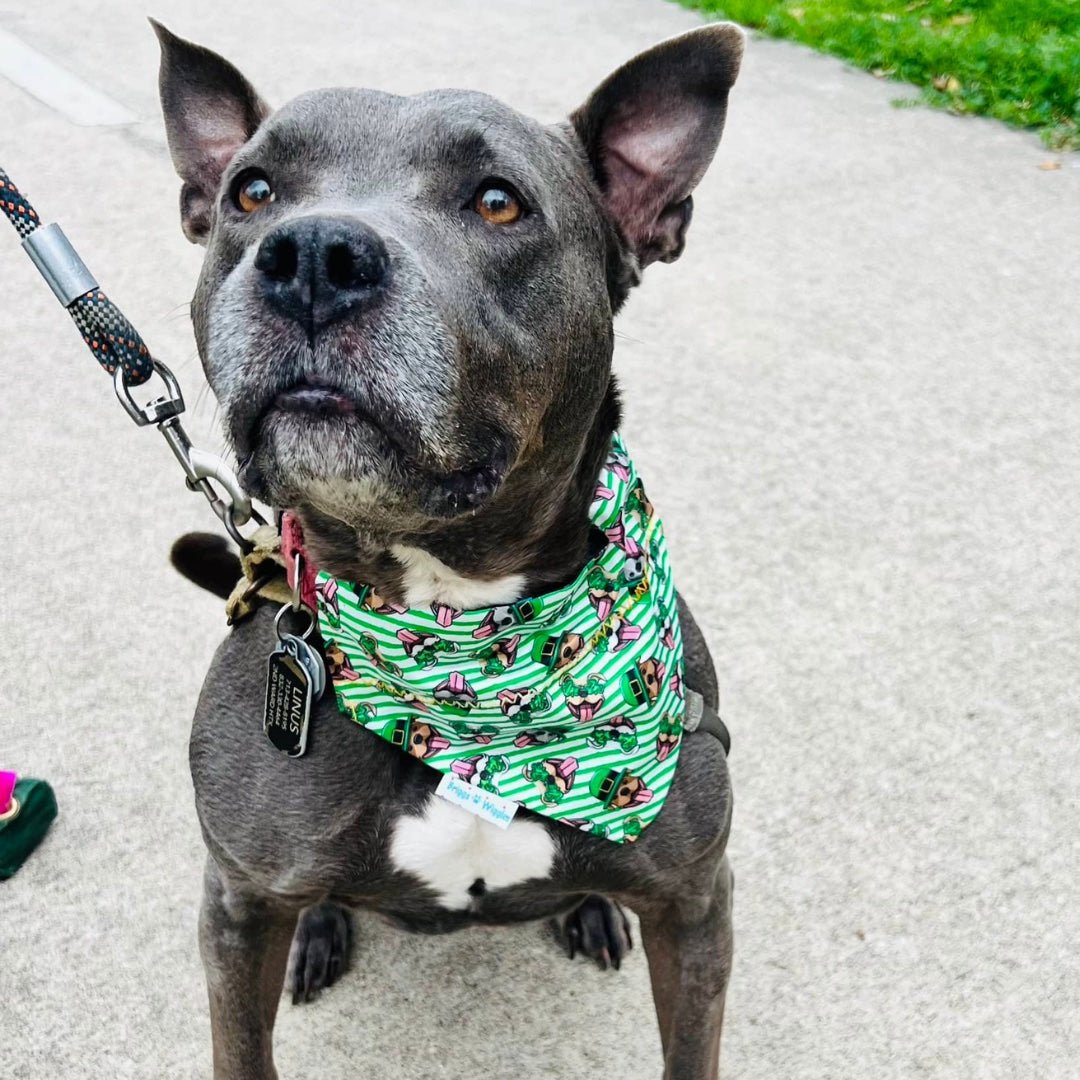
[199,857,298,1080]
[635,856,734,1080]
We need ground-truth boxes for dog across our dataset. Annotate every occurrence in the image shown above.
[156,16,741,1078]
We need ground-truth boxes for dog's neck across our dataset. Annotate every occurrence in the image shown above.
[386,545,529,609]
[295,391,619,608]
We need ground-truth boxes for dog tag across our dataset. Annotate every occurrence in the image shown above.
[264,636,325,757]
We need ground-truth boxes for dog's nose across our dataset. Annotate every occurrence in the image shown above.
[254,216,389,336]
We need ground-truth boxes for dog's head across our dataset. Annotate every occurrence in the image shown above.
[554,632,586,669]
[639,657,665,703]
[154,20,742,546]
[609,772,652,810]
[404,720,449,759]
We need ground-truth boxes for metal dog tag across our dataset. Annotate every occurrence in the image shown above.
[264,635,325,757]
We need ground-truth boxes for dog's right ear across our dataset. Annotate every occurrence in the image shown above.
[151,20,269,244]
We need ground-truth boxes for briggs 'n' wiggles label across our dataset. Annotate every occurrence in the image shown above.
[435,771,519,829]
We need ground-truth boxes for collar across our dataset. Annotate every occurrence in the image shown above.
[283,433,686,844]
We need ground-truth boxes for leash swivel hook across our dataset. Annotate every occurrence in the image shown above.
[113,361,263,549]
[1,166,266,552]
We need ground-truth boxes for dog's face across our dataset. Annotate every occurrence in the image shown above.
[324,643,350,679]
[609,772,651,810]
[554,632,586,669]
[155,22,742,538]
[405,721,449,759]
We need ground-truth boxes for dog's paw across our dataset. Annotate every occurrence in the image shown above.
[554,894,633,971]
[287,902,352,1005]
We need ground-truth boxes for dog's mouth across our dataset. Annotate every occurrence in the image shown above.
[273,379,358,418]
[242,375,513,517]
[258,375,395,438]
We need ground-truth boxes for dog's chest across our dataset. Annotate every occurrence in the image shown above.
[389,796,555,909]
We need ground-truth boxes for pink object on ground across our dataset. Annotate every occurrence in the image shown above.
[0,770,16,814]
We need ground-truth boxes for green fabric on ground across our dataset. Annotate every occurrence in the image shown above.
[0,778,58,879]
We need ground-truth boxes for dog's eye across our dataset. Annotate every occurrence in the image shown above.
[473,183,523,225]
[233,170,274,214]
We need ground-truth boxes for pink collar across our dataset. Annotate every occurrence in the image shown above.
[281,511,319,611]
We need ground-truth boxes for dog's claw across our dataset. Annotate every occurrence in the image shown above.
[287,902,351,1005]
[555,895,632,971]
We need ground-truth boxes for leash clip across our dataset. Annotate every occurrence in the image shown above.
[113,359,263,548]
[113,359,185,426]
[1,166,265,547]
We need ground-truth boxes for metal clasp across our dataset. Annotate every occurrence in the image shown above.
[113,359,185,426]
[113,360,265,548]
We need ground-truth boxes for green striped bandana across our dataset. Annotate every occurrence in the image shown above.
[314,433,685,843]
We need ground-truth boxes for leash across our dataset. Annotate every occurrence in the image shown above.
[2,169,732,773]
[0,168,264,549]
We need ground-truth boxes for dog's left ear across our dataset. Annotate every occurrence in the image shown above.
[151,19,270,244]
[571,23,744,268]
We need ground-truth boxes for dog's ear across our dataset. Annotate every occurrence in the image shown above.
[570,24,744,268]
[151,20,269,244]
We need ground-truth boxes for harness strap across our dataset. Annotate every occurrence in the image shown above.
[683,689,731,756]
[0,169,155,384]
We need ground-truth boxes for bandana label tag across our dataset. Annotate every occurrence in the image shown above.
[435,772,519,830]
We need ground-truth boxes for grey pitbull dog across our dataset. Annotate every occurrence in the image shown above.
[155,18,743,1079]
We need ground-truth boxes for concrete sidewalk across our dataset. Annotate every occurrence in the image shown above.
[1,1,1077,1077]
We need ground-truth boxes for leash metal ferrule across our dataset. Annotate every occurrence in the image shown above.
[21,223,98,306]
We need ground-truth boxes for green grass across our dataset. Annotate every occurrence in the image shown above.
[678,0,1080,149]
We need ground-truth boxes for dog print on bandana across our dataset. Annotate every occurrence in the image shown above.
[316,434,685,844]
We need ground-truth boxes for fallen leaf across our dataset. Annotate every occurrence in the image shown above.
[905,0,928,9]
[934,74,961,92]
[788,6,805,20]
[949,13,975,25]
[1038,160,1062,171]
[855,929,866,941]
[879,12,898,21]
[920,16,933,27]
[871,67,896,78]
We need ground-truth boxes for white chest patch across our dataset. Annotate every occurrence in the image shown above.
[390,796,556,909]
[391,544,526,610]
